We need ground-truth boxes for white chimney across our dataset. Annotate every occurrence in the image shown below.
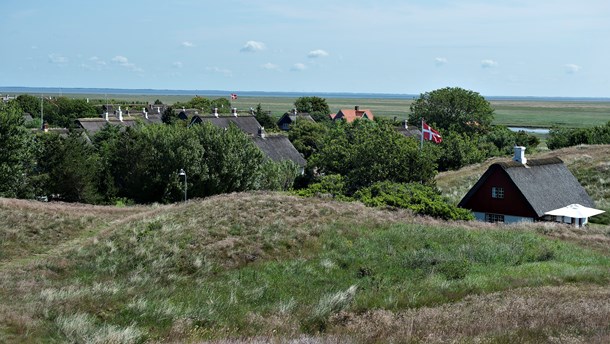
[232,108,238,117]
[292,108,297,115]
[513,146,527,165]
[104,111,109,121]
[117,106,123,122]
[214,107,219,118]
[157,106,161,114]
[143,107,148,119]
[258,126,266,139]
[404,120,408,129]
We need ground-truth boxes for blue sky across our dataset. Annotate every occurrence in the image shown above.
[1,0,609,97]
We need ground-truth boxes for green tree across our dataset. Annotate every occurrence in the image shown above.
[254,103,278,130]
[294,96,330,116]
[15,94,41,116]
[311,120,437,193]
[288,120,328,159]
[161,107,177,125]
[409,87,494,134]
[154,99,163,105]
[35,132,101,203]
[0,101,35,198]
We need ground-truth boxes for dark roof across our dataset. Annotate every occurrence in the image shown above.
[459,157,594,217]
[278,112,314,123]
[75,117,138,136]
[252,135,306,167]
[190,115,261,136]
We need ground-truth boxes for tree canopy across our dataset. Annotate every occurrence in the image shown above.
[409,87,494,134]
[294,96,330,118]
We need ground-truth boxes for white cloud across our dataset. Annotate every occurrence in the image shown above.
[181,41,194,48]
[291,63,306,71]
[80,56,107,71]
[262,62,280,71]
[89,56,106,66]
[435,57,448,66]
[205,66,232,77]
[481,59,498,68]
[111,55,143,72]
[48,53,68,64]
[308,49,329,58]
[565,64,582,74]
[240,40,266,52]
[173,61,183,68]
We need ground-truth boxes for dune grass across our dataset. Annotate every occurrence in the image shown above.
[1,193,610,343]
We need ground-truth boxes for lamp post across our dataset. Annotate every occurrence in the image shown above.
[179,169,187,203]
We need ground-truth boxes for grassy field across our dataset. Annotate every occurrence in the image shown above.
[50,93,610,128]
[2,182,610,342]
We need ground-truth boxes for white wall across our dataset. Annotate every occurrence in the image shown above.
[473,212,534,224]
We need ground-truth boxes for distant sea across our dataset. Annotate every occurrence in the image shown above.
[1,86,609,102]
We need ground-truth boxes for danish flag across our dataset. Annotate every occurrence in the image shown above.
[422,121,442,144]
[230,93,238,100]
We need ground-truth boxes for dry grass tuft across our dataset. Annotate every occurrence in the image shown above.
[331,284,610,343]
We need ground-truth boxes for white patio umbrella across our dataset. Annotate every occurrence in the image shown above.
[545,204,605,218]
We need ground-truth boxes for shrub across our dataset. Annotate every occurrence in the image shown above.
[353,182,474,221]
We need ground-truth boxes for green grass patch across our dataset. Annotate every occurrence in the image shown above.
[40,221,610,341]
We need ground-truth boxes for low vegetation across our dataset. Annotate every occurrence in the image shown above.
[2,192,610,343]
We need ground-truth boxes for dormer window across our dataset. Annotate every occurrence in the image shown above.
[492,187,504,199]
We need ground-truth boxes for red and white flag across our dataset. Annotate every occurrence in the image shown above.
[422,121,442,144]
[230,93,238,100]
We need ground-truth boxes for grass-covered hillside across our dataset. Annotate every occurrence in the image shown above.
[2,191,610,343]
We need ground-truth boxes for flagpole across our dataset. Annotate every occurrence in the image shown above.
[420,117,424,152]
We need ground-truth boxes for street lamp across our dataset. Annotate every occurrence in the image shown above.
[178,169,187,203]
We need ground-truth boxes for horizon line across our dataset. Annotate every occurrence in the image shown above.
[1,86,609,101]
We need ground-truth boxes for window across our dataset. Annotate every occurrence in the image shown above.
[282,123,290,130]
[491,186,504,199]
[485,213,505,223]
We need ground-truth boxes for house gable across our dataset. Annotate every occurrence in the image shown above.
[459,165,538,218]
[459,157,595,220]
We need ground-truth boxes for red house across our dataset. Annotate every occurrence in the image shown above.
[458,147,600,226]
[330,106,374,123]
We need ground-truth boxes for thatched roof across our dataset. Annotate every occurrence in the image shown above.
[459,157,594,217]
[75,117,137,136]
[252,135,306,167]
[190,116,261,136]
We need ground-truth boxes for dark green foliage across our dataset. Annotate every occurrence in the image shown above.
[409,87,494,134]
[547,121,610,149]
[0,102,34,198]
[437,126,539,171]
[294,174,348,199]
[437,132,487,171]
[294,96,330,115]
[42,97,98,127]
[288,120,329,159]
[353,182,474,220]
[253,103,278,130]
[101,123,205,203]
[310,120,438,193]
[189,123,266,197]
[154,99,163,105]
[15,94,41,116]
[34,132,101,203]
[161,106,177,124]
[256,160,301,191]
